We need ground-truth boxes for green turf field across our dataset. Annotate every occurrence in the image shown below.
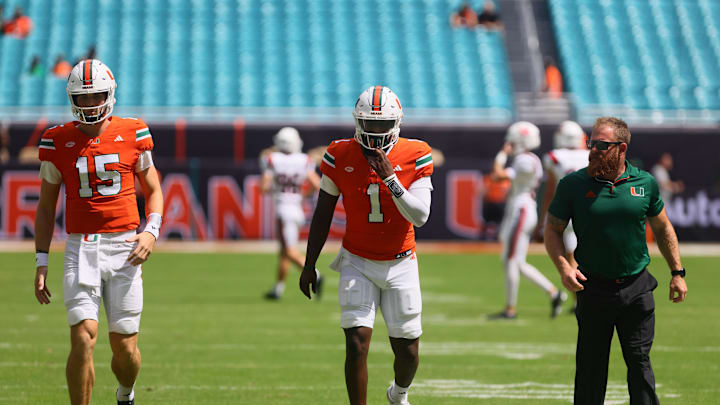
[1,251,718,404]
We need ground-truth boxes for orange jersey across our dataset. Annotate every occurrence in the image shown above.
[320,138,434,260]
[38,116,153,234]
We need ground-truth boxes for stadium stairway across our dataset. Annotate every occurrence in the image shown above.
[499,0,571,123]
[498,0,535,93]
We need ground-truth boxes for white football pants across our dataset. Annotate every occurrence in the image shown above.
[499,198,555,307]
[330,247,422,339]
[63,230,143,334]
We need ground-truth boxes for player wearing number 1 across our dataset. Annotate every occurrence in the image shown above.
[300,86,434,405]
[33,59,163,405]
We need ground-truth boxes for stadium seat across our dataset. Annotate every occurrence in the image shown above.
[549,0,720,112]
[0,0,513,111]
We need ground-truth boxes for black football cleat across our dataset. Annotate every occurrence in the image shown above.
[487,311,517,320]
[551,291,568,318]
[264,290,281,300]
[116,390,134,405]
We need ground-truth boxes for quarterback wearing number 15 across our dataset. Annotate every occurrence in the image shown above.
[300,86,433,405]
[33,59,163,405]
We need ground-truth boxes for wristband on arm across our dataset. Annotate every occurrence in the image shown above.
[383,174,406,198]
[35,251,49,268]
[143,213,162,240]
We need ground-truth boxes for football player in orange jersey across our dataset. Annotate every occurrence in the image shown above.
[300,86,433,405]
[33,59,163,405]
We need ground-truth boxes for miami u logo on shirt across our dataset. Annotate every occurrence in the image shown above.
[630,186,645,197]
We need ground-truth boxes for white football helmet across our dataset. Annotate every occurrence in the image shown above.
[554,120,585,149]
[273,127,303,153]
[506,121,541,154]
[66,59,117,124]
[352,86,403,150]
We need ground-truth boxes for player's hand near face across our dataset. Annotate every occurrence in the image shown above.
[34,266,52,304]
[127,232,156,266]
[501,142,513,155]
[364,148,394,179]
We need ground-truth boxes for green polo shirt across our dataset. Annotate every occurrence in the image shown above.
[548,160,664,278]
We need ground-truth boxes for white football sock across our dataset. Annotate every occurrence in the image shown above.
[117,383,135,401]
[390,381,410,401]
[274,281,286,296]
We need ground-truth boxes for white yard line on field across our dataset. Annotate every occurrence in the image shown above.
[410,379,679,404]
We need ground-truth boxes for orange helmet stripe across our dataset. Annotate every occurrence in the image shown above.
[371,85,382,111]
[83,59,92,85]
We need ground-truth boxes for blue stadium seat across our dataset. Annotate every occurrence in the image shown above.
[550,0,720,111]
[0,0,513,110]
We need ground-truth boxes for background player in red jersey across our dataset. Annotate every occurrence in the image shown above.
[300,86,434,405]
[33,59,163,405]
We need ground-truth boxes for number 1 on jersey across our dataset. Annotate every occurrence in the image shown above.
[367,183,384,223]
[75,156,93,197]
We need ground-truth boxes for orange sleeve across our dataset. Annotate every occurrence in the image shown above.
[413,141,434,181]
[133,118,154,152]
[320,141,342,184]
[38,127,58,163]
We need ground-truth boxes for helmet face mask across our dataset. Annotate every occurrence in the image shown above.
[67,59,117,124]
[355,118,398,149]
[353,86,403,151]
[71,92,110,123]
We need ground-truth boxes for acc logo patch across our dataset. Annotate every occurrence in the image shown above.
[630,187,645,197]
[65,141,75,148]
[344,166,354,172]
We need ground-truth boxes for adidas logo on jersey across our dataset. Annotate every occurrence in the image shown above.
[114,135,124,142]
[393,165,402,171]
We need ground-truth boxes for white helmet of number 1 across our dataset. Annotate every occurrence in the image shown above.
[506,121,541,154]
[554,120,584,149]
[352,85,403,150]
[274,127,303,153]
[66,59,117,124]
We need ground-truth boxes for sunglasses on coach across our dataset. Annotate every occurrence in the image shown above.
[587,140,623,151]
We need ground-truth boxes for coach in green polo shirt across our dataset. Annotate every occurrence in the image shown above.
[545,117,688,405]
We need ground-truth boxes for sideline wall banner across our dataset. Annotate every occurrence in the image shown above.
[2,163,718,241]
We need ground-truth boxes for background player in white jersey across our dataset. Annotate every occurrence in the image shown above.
[536,121,589,283]
[491,121,567,319]
[261,127,321,300]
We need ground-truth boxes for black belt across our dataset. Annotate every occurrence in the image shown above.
[583,268,646,286]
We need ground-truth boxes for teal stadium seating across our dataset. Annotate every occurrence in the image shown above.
[0,0,513,112]
[549,0,720,111]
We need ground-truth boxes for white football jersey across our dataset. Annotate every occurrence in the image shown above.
[262,151,315,206]
[543,148,590,185]
[506,152,543,201]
